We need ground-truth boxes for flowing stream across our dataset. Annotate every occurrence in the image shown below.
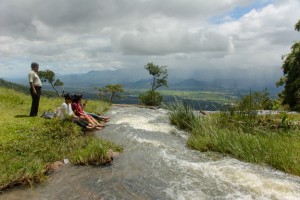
[1,106,300,200]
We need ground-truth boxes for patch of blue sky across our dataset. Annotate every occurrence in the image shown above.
[210,0,275,24]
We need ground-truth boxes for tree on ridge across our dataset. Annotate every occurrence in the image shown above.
[139,62,168,106]
[276,19,300,110]
[38,69,64,97]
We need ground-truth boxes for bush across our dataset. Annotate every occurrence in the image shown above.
[139,90,163,106]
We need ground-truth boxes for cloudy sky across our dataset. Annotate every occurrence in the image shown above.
[1,0,300,86]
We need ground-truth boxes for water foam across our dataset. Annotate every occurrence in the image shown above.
[160,150,300,200]
[114,115,175,134]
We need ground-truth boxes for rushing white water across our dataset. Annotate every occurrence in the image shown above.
[1,106,300,200]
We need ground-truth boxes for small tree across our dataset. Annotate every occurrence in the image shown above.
[145,62,168,92]
[38,69,64,97]
[97,84,124,103]
[238,89,274,111]
[139,62,168,106]
[276,19,300,110]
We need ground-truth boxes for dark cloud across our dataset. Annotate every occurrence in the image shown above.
[117,29,231,55]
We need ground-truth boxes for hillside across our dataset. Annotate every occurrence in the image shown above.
[0,78,57,97]
[0,78,31,94]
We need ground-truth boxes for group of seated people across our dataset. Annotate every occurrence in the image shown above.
[56,92,110,131]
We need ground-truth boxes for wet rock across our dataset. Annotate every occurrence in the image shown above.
[46,161,63,175]
[105,149,119,165]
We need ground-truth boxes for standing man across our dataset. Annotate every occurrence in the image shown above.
[28,62,42,117]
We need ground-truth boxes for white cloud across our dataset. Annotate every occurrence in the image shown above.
[215,0,300,70]
[0,0,299,87]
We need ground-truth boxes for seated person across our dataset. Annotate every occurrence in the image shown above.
[57,93,95,131]
[71,93,104,129]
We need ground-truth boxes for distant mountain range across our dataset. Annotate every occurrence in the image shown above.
[58,71,234,91]
[4,69,282,96]
[57,70,281,92]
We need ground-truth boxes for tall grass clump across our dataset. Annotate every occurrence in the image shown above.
[0,87,121,191]
[164,100,196,131]
[188,116,300,175]
[166,100,300,176]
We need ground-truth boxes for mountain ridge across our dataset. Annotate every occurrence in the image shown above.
[4,69,282,95]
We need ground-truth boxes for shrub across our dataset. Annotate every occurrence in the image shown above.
[139,90,163,106]
[237,89,274,111]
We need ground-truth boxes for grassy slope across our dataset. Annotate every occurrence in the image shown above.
[0,87,122,191]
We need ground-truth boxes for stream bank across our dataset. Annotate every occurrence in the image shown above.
[1,106,300,200]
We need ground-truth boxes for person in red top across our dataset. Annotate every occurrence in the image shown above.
[81,99,110,122]
[71,93,103,130]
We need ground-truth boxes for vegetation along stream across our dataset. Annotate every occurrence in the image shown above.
[1,106,300,200]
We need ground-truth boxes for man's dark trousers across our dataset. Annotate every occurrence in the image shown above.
[30,86,41,116]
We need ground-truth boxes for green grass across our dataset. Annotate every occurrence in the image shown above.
[0,87,122,191]
[165,101,300,176]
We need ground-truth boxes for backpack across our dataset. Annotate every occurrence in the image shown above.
[41,109,58,119]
